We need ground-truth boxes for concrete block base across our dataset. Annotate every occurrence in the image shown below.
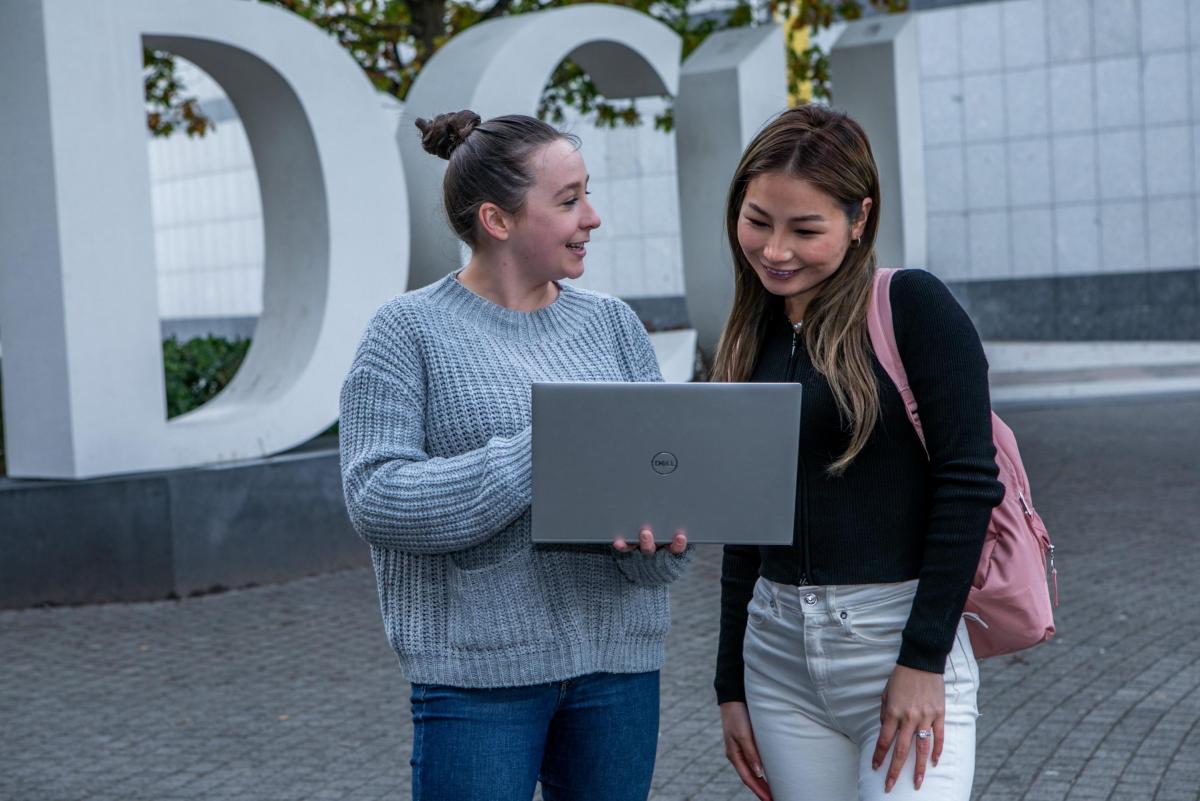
[0,439,365,609]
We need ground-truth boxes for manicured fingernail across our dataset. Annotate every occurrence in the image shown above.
[753,764,763,778]
[872,760,880,770]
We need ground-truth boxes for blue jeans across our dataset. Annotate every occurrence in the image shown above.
[409,671,660,801]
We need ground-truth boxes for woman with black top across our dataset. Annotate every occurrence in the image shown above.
[712,106,1004,801]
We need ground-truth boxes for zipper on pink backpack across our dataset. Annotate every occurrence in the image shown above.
[1048,544,1058,608]
[1019,491,1059,608]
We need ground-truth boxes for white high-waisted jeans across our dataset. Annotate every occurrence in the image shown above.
[743,577,980,801]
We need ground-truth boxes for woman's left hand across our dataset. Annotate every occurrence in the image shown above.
[612,527,688,556]
[872,664,945,792]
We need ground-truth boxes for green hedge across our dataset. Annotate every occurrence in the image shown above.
[163,335,252,418]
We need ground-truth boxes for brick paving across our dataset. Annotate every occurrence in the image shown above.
[3,395,1199,801]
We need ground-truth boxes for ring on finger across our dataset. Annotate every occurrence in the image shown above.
[916,729,933,740]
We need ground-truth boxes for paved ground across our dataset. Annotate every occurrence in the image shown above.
[3,394,1199,801]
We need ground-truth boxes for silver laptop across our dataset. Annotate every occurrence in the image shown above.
[531,382,801,545]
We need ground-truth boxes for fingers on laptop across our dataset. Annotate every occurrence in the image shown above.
[639,528,656,555]
[610,532,648,553]
[612,528,687,555]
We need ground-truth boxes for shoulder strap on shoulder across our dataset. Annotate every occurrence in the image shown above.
[867,268,926,450]
[867,268,908,391]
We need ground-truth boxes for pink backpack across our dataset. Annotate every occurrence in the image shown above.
[867,268,1057,659]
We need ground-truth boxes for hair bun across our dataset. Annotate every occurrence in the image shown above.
[415,110,481,160]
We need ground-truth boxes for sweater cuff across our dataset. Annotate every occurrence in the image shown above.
[898,636,949,674]
[614,544,694,586]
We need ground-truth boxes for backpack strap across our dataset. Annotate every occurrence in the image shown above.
[867,268,927,452]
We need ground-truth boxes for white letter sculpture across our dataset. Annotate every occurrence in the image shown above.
[0,0,407,478]
[1,3,829,478]
[674,25,787,354]
[398,3,681,290]
[828,16,926,271]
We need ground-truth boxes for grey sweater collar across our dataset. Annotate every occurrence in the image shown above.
[432,271,596,340]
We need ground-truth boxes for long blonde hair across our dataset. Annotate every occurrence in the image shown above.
[712,106,882,475]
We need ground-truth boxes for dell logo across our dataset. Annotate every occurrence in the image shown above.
[651,452,678,475]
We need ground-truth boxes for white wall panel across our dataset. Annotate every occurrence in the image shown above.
[1140,0,1188,52]
[1099,200,1147,273]
[1010,207,1054,278]
[1001,0,1046,68]
[926,146,965,212]
[921,0,1198,284]
[1142,52,1189,125]
[1052,134,1098,203]
[960,3,1001,73]
[922,77,965,145]
[917,8,960,78]
[968,209,1010,279]
[965,142,1008,209]
[1049,62,1095,133]
[1145,126,1193,196]
[1008,139,1052,207]
[927,212,968,279]
[1054,204,1101,275]
[1095,57,1142,128]
[1047,0,1092,63]
[1147,197,1197,268]
[1097,129,1145,200]
[1004,66,1050,136]
[1093,0,1140,58]
[962,73,1004,141]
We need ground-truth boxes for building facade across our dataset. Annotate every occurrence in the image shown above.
[148,0,1200,341]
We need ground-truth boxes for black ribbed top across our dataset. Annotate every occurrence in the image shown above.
[714,269,1004,704]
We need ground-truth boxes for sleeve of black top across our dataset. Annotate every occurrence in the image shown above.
[714,544,761,703]
[889,269,1005,673]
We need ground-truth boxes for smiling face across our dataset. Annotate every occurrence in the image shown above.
[737,171,871,319]
[505,138,601,283]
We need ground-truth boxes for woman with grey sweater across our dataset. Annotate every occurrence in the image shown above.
[338,110,692,801]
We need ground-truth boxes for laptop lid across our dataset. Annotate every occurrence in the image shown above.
[531,382,801,545]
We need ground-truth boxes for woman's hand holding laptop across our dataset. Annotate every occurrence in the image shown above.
[612,529,689,556]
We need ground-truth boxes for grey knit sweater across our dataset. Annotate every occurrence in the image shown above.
[339,273,693,687]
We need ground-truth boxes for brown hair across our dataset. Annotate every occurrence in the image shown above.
[711,105,882,475]
[415,110,579,248]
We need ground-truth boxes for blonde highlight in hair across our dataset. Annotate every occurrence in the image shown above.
[712,106,882,475]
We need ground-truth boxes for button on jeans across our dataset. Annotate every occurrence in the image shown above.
[743,578,980,800]
[409,670,659,801]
